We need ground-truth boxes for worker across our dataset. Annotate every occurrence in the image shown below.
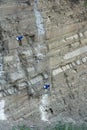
[16,36,23,46]
[16,36,23,41]
[43,84,50,89]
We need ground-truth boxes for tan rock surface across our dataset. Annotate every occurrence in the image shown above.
[0,0,87,129]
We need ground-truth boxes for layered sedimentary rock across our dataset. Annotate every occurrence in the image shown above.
[0,0,87,126]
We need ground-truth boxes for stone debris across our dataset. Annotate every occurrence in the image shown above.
[79,33,83,38]
[9,72,25,83]
[43,73,48,80]
[64,46,87,60]
[27,67,36,77]
[52,55,87,76]
[17,82,27,90]
[75,60,81,65]
[65,34,78,42]
[71,62,76,66]
[4,56,13,63]
[65,64,70,69]
[82,57,86,63]
[30,75,43,85]
[0,100,7,120]
[62,66,67,71]
[39,94,50,122]
[72,42,80,48]
[53,68,63,76]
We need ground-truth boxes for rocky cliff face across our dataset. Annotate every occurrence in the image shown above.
[0,0,87,127]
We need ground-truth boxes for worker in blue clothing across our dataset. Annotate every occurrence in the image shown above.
[43,84,50,89]
[16,36,23,46]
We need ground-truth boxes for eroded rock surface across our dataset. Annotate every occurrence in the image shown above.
[0,0,87,128]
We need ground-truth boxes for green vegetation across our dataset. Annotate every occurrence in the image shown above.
[12,125,31,130]
[12,123,87,130]
[46,123,87,130]
[84,0,87,6]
